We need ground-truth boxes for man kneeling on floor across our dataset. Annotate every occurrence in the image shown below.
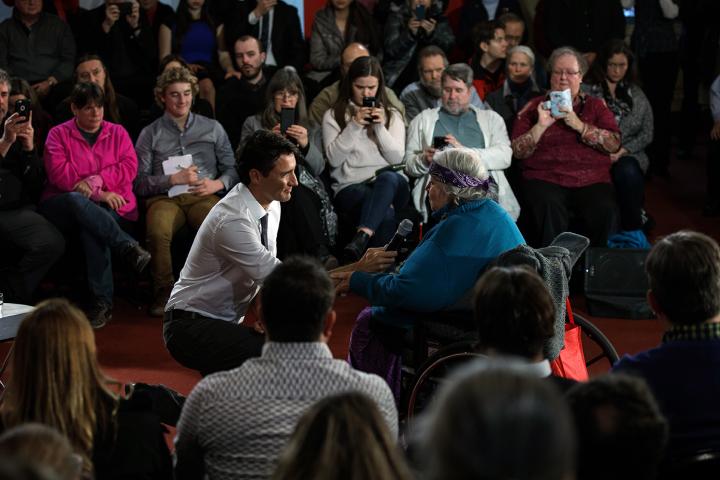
[163,130,396,376]
[174,256,398,480]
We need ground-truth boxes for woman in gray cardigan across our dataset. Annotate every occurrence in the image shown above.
[585,40,653,245]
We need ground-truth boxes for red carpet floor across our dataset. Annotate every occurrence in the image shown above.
[1,139,717,398]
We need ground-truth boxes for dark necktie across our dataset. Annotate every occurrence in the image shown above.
[260,214,268,249]
[259,15,269,52]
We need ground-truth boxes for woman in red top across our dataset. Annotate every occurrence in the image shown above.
[511,46,621,247]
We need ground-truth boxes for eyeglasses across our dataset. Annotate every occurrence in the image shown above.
[274,90,299,99]
[551,70,581,77]
[607,62,628,69]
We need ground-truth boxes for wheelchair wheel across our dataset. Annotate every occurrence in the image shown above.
[406,340,481,419]
[573,313,620,367]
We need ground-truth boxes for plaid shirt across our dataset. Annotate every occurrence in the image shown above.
[663,322,720,343]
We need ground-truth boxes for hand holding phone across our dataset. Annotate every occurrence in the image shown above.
[118,1,133,16]
[14,99,31,124]
[362,96,376,123]
[433,136,449,149]
[280,107,294,135]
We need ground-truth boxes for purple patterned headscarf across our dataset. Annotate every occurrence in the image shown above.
[429,161,490,191]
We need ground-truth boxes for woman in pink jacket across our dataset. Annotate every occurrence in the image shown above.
[39,82,151,328]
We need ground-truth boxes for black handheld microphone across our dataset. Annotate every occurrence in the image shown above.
[385,219,413,252]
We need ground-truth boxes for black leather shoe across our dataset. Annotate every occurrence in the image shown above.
[87,301,112,329]
[343,231,371,262]
[123,244,151,274]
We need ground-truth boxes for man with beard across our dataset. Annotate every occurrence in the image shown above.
[399,46,486,122]
[404,63,519,223]
[216,35,273,149]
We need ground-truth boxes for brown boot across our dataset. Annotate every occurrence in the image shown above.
[149,286,173,317]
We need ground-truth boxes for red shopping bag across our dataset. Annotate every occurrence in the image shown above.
[550,300,589,381]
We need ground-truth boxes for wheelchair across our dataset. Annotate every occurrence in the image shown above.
[402,305,619,419]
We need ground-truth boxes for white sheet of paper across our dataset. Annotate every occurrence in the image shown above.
[162,154,193,197]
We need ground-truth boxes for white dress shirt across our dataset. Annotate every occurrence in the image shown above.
[166,183,281,322]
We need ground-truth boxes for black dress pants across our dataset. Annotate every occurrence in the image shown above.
[163,308,265,377]
[0,207,65,303]
[520,180,617,248]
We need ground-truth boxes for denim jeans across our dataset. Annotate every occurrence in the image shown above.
[39,192,137,304]
[334,171,410,245]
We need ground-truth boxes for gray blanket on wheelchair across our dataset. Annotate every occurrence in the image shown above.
[490,243,577,360]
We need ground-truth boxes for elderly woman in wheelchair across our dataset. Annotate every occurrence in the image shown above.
[333,147,525,398]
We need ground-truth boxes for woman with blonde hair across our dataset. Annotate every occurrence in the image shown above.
[272,392,412,480]
[0,298,172,479]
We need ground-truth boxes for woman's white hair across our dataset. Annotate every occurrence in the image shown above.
[432,148,494,203]
[507,45,536,69]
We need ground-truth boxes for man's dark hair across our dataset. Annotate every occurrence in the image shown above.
[645,230,720,325]
[237,130,298,186]
[474,266,555,359]
[567,374,668,480]
[497,12,524,28]
[236,34,265,54]
[260,256,335,342]
[473,20,503,50]
[424,365,575,480]
[70,82,105,109]
[417,45,448,68]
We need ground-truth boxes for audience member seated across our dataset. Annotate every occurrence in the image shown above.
[469,20,507,100]
[399,46,485,123]
[416,362,575,480]
[54,55,141,141]
[8,77,53,151]
[222,0,306,75]
[174,257,398,480]
[511,46,620,247]
[39,82,150,328]
[0,0,75,103]
[707,73,720,215]
[337,148,524,398]
[486,46,544,137]
[239,67,338,264]
[135,67,237,317]
[322,56,407,261]
[0,298,172,479]
[0,69,64,304]
[158,0,225,113]
[405,63,519,224]
[584,40,653,247]
[0,424,82,480]
[457,0,524,59]
[474,265,576,391]
[271,392,412,480]
[612,231,720,465]
[382,0,455,92]
[146,54,214,121]
[497,12,547,88]
[542,0,625,65]
[76,0,158,108]
[308,42,405,127]
[216,35,271,149]
[308,0,382,88]
[567,374,668,480]
[486,45,544,192]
